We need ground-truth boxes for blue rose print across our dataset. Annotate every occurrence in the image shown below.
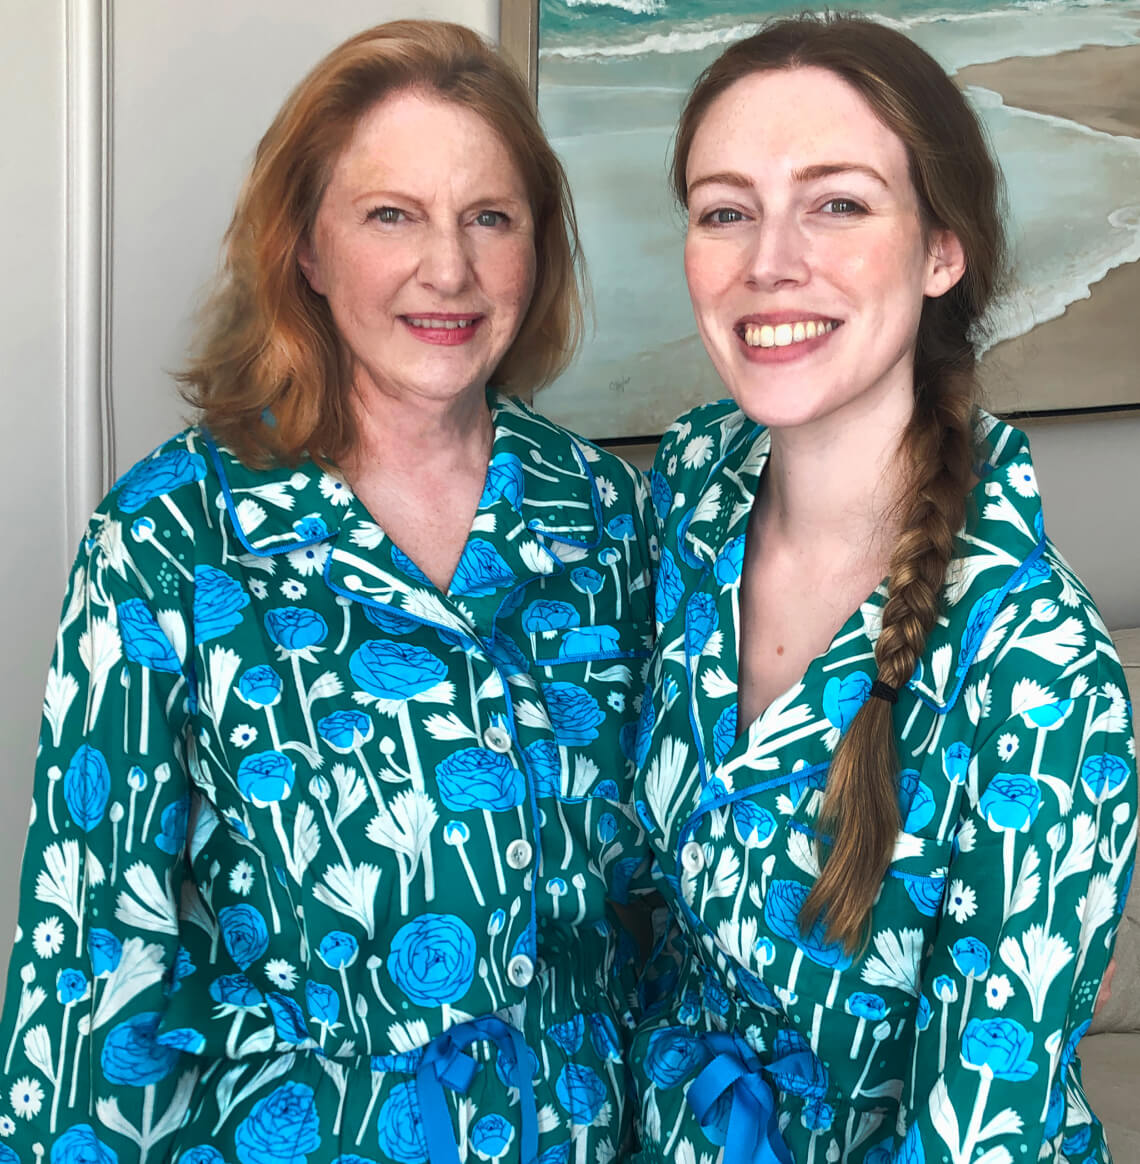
[305,981,340,1026]
[485,629,528,676]
[154,1027,206,1053]
[571,567,604,595]
[332,1157,378,1164]
[942,741,971,784]
[596,813,617,843]
[979,773,1042,831]
[101,1012,180,1086]
[906,875,945,916]
[649,469,672,520]
[736,968,781,1012]
[56,967,89,1005]
[557,625,621,661]
[170,946,195,991]
[951,937,991,978]
[634,697,657,769]
[116,448,206,512]
[219,904,270,970]
[234,1082,321,1164]
[915,995,933,1031]
[291,516,329,542]
[237,751,295,804]
[961,1017,1039,1080]
[362,604,417,635]
[493,1036,538,1088]
[0,1146,15,1164]
[864,1138,893,1164]
[376,1081,428,1164]
[1081,753,1130,801]
[765,880,854,970]
[587,1012,621,1062]
[543,682,605,747]
[88,928,122,976]
[771,1029,829,1098]
[898,770,936,832]
[471,1114,515,1160]
[1062,1126,1093,1156]
[117,599,183,672]
[180,1149,226,1164]
[264,608,328,652]
[480,453,525,509]
[350,641,447,700]
[317,709,373,752]
[702,967,731,1016]
[388,914,476,1006]
[317,931,359,969]
[210,974,263,1009]
[49,1124,119,1164]
[713,534,745,585]
[194,566,251,643]
[684,593,718,655]
[155,795,190,854]
[522,739,561,798]
[549,1014,585,1054]
[607,513,636,540]
[732,800,775,846]
[556,1063,607,1125]
[801,1099,836,1133]
[655,548,683,623]
[450,539,515,597]
[63,744,111,832]
[389,545,432,585]
[238,665,284,707]
[645,1026,708,1089]
[436,748,525,812]
[536,1146,571,1164]
[958,588,1005,674]
[712,705,737,765]
[266,993,311,1045]
[522,600,580,635]
[846,993,887,1022]
[823,673,872,731]
[896,1124,926,1164]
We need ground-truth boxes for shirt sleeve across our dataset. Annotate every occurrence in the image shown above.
[901,687,1136,1164]
[0,530,199,1157]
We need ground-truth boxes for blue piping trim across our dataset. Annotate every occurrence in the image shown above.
[533,648,652,667]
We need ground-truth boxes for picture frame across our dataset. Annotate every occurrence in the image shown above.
[499,0,1140,444]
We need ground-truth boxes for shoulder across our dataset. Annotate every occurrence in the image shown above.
[100,427,215,523]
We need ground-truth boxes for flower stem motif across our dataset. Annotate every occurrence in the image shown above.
[950,937,992,1034]
[844,992,887,1060]
[387,914,476,1007]
[979,772,1042,917]
[317,931,360,1037]
[471,1113,515,1161]
[317,710,381,807]
[1079,753,1130,804]
[443,821,484,906]
[683,592,718,658]
[956,1018,1039,1164]
[763,879,853,996]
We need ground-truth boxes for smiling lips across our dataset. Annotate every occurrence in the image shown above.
[739,318,840,349]
[402,314,483,345]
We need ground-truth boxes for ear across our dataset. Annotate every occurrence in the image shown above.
[297,234,325,295]
[923,227,966,299]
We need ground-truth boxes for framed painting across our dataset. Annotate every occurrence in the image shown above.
[500,0,1140,443]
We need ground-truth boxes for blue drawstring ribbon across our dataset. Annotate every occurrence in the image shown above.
[685,1032,819,1164]
[414,1015,539,1164]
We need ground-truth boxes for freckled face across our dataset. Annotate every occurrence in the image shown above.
[299,90,537,410]
[682,66,964,432]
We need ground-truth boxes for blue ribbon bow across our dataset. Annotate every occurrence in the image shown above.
[686,1032,819,1164]
[414,1015,539,1164]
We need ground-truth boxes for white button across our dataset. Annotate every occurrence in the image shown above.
[507,954,535,988]
[681,841,706,874]
[483,725,512,753]
[506,839,533,870]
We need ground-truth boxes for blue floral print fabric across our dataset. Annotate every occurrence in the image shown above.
[631,402,1136,1164]
[0,393,658,1164]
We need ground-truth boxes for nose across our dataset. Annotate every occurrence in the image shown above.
[418,225,472,295]
[744,213,810,289]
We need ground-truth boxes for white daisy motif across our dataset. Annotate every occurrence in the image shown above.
[0,1115,15,1136]
[281,579,307,601]
[248,579,268,600]
[996,732,1019,762]
[596,477,618,508]
[32,916,64,959]
[681,434,714,469]
[229,860,255,896]
[318,472,351,506]
[10,1076,43,1120]
[985,973,1014,1010]
[265,958,298,990]
[946,880,977,924]
[229,723,258,748]
[287,542,330,577]
[666,455,678,476]
[1007,462,1038,498]
[607,691,626,713]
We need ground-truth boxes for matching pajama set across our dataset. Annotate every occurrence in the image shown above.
[630,402,1136,1164]
[0,393,657,1164]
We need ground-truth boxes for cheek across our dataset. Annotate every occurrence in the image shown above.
[683,240,728,311]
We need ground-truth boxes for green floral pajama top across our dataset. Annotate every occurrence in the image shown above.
[0,393,658,1164]
[630,403,1136,1164]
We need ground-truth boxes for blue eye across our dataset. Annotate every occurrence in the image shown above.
[368,206,404,224]
[700,207,745,226]
[475,210,508,227]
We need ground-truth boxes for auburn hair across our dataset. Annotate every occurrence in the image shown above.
[178,20,583,467]
[672,13,1005,950]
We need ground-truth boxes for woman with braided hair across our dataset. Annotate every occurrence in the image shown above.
[630,14,1135,1164]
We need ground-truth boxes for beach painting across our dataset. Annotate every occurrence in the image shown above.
[523,0,1140,441]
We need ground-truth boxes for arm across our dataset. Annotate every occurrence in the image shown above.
[901,686,1136,1164]
[0,529,198,1159]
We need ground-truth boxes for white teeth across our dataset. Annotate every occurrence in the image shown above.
[407,317,475,329]
[742,319,836,348]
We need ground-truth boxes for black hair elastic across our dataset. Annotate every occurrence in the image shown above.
[869,680,899,705]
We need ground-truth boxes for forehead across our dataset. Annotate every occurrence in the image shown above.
[687,66,911,183]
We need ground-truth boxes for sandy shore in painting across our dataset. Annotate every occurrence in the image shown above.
[958,43,1140,413]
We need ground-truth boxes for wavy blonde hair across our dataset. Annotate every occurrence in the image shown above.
[179,20,583,466]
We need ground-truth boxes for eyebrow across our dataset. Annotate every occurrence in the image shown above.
[687,162,889,199]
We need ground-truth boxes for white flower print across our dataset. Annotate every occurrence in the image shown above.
[1007,462,1038,497]
[681,434,714,469]
[318,472,351,506]
[280,579,307,600]
[1009,677,1056,718]
[248,579,268,600]
[985,973,1014,1010]
[229,724,258,749]
[996,733,1018,762]
[0,1114,15,1136]
[667,455,678,475]
[265,958,298,990]
[946,880,977,924]
[10,1076,43,1119]
[286,542,330,577]
[229,860,255,897]
[596,476,618,508]
[32,916,64,958]
[607,691,626,713]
